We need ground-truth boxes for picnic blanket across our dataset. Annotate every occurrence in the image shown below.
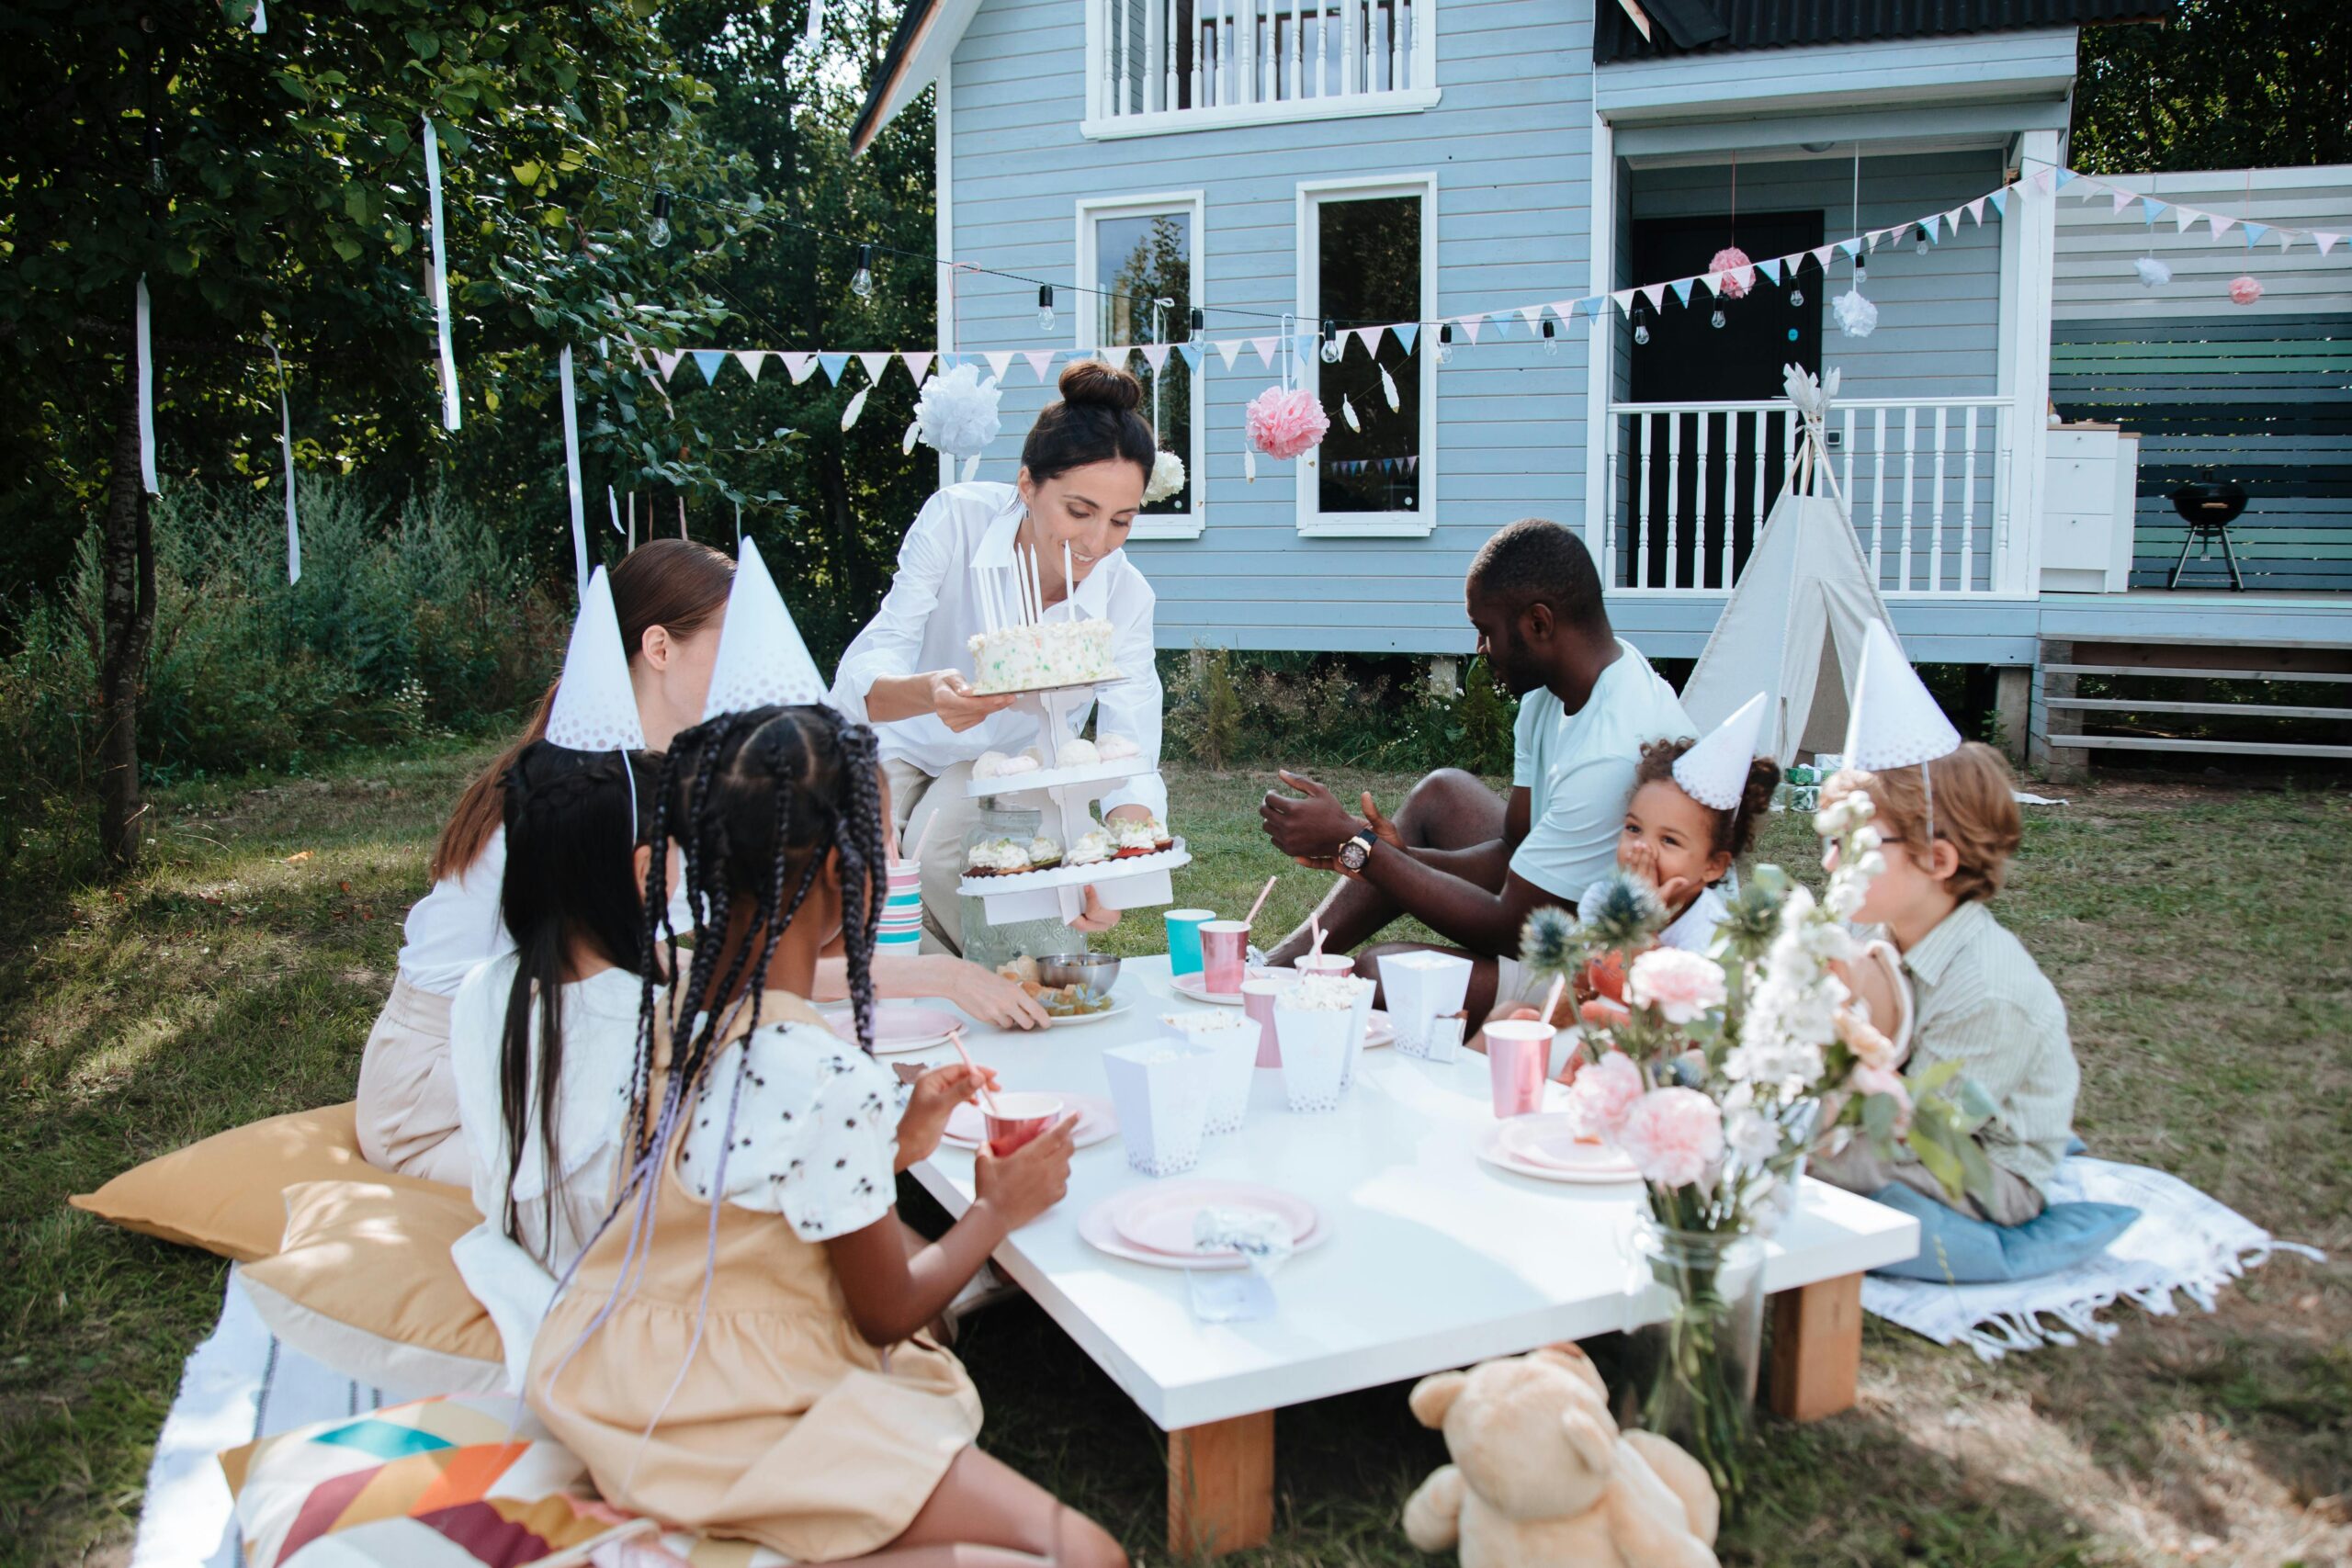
[1861,1156,2324,1361]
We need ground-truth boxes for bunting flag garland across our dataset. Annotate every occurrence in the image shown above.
[1024,347,1057,378]
[1458,312,1485,344]
[421,116,461,431]
[784,351,816,383]
[692,349,726,383]
[1176,342,1203,369]
[1396,323,1421,353]
[267,338,300,583]
[735,350,764,380]
[856,350,891,385]
[985,349,1016,379]
[559,344,588,599]
[816,351,849,384]
[901,350,935,382]
[135,276,159,494]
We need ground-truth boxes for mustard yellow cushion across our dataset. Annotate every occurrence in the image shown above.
[69,1102,455,1263]
[240,1179,505,1396]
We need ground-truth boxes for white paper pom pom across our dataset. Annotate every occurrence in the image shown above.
[1833,287,1879,339]
[2134,255,2171,288]
[913,360,1003,459]
[1143,448,1187,505]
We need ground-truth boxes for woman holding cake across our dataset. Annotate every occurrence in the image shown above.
[830,361,1169,956]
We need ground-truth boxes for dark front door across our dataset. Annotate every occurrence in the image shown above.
[1623,209,1826,587]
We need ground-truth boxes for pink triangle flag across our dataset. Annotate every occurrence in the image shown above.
[783,352,818,384]
[1610,293,1634,318]
[1457,313,1485,344]
[1863,229,1884,253]
[1353,325,1383,355]
[2316,232,2341,256]
[1944,208,1966,233]
[1639,284,1667,311]
[984,350,1016,380]
[1548,299,1578,321]
[2208,213,2235,240]
[735,350,765,380]
[2111,188,2136,215]
[1142,342,1170,371]
[1250,336,1278,367]
[2174,205,2199,232]
[2033,167,2054,193]
[1812,245,1835,271]
[1215,339,1243,369]
[856,351,892,385]
[654,349,685,381]
[900,350,935,382]
[1517,304,1544,329]
[1022,348,1057,378]
[1970,197,1990,225]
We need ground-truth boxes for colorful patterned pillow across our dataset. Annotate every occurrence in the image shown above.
[220,1394,795,1568]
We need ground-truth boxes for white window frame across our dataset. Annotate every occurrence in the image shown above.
[1080,0,1441,140]
[1077,189,1209,541]
[1295,171,1437,539]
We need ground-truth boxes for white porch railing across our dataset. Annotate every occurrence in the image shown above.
[1603,397,2018,597]
[1094,0,1430,122]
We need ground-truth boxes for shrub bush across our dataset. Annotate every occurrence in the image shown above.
[1161,648,1515,778]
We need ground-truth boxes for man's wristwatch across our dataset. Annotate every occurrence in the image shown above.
[1336,829,1378,874]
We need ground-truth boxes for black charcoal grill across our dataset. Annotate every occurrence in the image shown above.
[2165,480,2247,592]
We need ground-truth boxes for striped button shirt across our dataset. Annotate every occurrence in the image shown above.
[1894,900,2079,1192]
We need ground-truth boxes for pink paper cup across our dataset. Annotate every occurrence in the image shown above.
[1483,1021,1552,1120]
[1293,953,1356,981]
[1200,920,1251,996]
[983,1092,1065,1157]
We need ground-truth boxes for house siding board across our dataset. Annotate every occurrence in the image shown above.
[1596,27,2078,118]
[948,0,1595,656]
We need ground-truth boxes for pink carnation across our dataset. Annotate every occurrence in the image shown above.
[1566,1050,1645,1141]
[1625,947,1727,1024]
[2228,275,2264,306]
[1616,1088,1725,1188]
[1245,385,1330,461]
[1709,245,1754,299]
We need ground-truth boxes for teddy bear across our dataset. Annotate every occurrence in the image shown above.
[1402,1343,1720,1568]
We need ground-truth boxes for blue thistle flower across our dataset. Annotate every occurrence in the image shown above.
[1518,906,1580,978]
[1575,871,1667,952]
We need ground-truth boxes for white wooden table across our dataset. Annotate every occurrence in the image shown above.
[897,955,1919,1556]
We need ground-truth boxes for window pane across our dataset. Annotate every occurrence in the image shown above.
[1316,195,1420,514]
[1095,210,1193,515]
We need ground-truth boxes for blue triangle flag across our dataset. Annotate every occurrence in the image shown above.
[1668,278,1693,305]
[1394,323,1419,355]
[1175,342,1202,369]
[1578,296,1605,319]
[1295,332,1318,363]
[2141,196,2164,225]
[817,352,850,385]
[2054,167,2077,188]
[940,352,963,371]
[691,350,727,384]
[2244,221,2268,247]
[1757,256,1782,284]
[1837,237,1863,258]
[1990,189,2009,217]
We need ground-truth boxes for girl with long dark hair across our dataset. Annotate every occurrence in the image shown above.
[527,705,1122,1566]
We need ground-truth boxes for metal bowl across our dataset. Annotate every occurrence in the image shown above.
[1035,952,1122,1000]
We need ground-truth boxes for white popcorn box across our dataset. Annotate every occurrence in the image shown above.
[1158,1011,1261,1134]
[1338,979,1375,1089]
[1101,1042,1214,1177]
[1382,951,1473,1059]
[1422,1012,1466,1065]
[1273,1000,1353,1113]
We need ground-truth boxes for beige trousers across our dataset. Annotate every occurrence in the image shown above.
[353,972,473,1188]
[885,756,985,956]
[1813,1136,2047,1226]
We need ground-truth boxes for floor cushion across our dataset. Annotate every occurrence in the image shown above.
[240,1179,505,1397]
[70,1101,456,1263]
[1867,1181,2141,1283]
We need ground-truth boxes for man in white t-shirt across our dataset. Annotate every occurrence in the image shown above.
[1261,519,1690,1024]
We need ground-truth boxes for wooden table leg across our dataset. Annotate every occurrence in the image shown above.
[1167,1411,1274,1558]
[1767,1273,1863,1422]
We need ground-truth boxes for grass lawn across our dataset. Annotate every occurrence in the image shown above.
[3,750,2346,1567]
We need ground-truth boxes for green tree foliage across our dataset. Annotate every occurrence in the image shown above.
[2073,1,2352,174]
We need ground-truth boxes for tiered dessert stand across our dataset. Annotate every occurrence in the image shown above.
[954,543,1189,927]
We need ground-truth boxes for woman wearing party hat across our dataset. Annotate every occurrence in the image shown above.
[1812,623,2078,1226]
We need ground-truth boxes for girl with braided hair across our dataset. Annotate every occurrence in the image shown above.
[527,704,1122,1568]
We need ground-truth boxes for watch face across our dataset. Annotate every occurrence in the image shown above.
[1340,836,1371,872]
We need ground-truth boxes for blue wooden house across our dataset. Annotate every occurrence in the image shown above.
[853,0,2352,768]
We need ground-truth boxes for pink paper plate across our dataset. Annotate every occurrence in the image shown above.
[828,1005,962,1055]
[1079,1195,1327,1271]
[943,1093,1117,1151]
[1111,1180,1319,1258]
[1475,1122,1641,1186]
[1498,1113,1636,1175]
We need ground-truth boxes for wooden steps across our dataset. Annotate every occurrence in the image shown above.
[2030,634,2352,775]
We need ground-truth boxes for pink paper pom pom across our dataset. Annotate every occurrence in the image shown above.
[1245,385,1330,461]
[2229,274,2264,305]
[1709,245,1754,299]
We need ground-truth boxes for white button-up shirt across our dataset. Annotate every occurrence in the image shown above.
[829,482,1169,819]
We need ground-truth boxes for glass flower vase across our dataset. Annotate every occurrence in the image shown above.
[1621,1218,1767,1506]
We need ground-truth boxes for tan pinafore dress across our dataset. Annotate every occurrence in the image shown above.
[526,992,981,1562]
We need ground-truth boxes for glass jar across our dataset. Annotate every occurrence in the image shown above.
[1619,1218,1766,1506]
[959,800,1088,972]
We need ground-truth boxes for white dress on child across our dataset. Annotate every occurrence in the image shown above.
[1656,886,1729,953]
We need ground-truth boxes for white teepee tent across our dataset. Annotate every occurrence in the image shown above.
[1679,366,1904,765]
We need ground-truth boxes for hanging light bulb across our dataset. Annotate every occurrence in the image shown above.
[1854,260,1869,287]
[1036,285,1057,332]
[1913,223,1931,257]
[1434,321,1454,366]
[143,124,165,195]
[645,189,673,249]
[1189,306,1204,336]
[1710,306,1727,330]
[1319,319,1342,364]
[1634,310,1651,346]
[1790,283,1806,308]
[1542,318,1560,356]
[851,243,875,299]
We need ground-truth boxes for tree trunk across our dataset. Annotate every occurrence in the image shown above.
[96,350,157,874]
[814,437,870,609]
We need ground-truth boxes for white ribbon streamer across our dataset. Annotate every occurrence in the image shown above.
[268,339,300,582]
[421,116,461,431]
[136,276,159,494]
[559,344,587,598]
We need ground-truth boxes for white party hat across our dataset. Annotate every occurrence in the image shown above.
[700,536,830,720]
[1671,692,1766,810]
[1841,620,1961,771]
[545,567,647,751]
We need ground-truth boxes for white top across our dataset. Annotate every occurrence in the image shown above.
[1509,642,1693,903]
[397,826,695,998]
[828,482,1169,819]
[1656,886,1730,953]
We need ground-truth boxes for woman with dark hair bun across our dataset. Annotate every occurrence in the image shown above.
[830,359,1169,960]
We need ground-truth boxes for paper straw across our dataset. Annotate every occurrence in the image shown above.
[1540,973,1568,1032]
[1309,912,1324,959]
[946,1027,1001,1116]
[907,805,940,867]
[1242,874,1277,931]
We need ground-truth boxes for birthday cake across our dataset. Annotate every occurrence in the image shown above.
[967,618,1120,694]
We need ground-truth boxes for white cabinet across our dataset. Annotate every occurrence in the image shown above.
[2040,424,2139,593]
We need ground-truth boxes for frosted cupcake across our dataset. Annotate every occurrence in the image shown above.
[966,837,1034,876]
[1056,738,1100,769]
[1026,836,1064,872]
[1096,734,1141,763]
[1067,829,1114,867]
[1110,814,1174,857]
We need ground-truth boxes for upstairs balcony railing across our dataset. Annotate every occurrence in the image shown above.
[1090,0,1433,130]
[1604,396,2018,597]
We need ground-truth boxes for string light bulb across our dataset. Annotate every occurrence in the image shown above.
[1633,305,1651,346]
[1190,307,1204,336]
[1710,306,1727,330]
[1913,223,1931,256]
[1036,285,1056,332]
[646,189,673,249]
[1854,260,1869,286]
[1319,319,1342,364]
[1542,318,1560,355]
[851,243,875,299]
[1790,283,1805,308]
[143,125,165,195]
[1435,321,1454,366]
